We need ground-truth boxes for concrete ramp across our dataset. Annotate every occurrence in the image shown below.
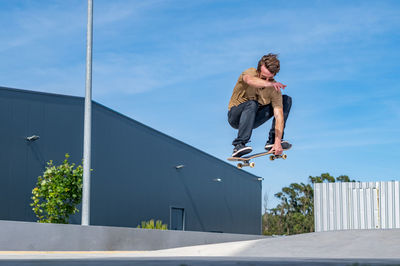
[151,229,400,259]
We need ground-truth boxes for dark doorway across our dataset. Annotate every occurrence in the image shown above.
[170,207,185,230]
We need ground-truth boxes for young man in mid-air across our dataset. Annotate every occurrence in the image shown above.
[228,53,292,157]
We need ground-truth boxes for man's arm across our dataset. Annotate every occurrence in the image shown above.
[269,106,284,155]
[243,75,286,92]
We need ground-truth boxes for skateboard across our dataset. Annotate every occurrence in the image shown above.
[227,150,289,169]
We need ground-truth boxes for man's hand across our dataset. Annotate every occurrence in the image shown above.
[272,82,286,92]
[268,142,283,155]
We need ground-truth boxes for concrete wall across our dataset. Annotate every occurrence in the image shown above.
[0,86,262,234]
[0,220,266,251]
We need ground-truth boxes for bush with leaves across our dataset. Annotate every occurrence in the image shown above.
[31,154,83,224]
[137,219,168,230]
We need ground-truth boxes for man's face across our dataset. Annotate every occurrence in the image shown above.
[259,65,275,81]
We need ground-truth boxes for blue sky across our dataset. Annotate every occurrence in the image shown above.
[1,0,399,208]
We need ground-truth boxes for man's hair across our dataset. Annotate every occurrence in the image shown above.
[257,53,280,75]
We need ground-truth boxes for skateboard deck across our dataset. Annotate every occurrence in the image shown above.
[227,148,290,169]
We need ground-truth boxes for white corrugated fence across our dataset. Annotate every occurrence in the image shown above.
[314,181,400,232]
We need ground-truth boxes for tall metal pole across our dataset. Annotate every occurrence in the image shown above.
[82,0,93,226]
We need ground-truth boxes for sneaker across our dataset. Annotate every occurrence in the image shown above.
[232,143,252,157]
[264,140,292,151]
[264,141,274,151]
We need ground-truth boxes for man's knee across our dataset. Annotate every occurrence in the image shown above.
[228,101,258,129]
[283,95,292,110]
[228,118,239,129]
[228,111,238,129]
[283,95,292,105]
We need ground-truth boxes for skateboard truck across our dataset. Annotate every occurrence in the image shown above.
[237,161,255,169]
[269,154,287,161]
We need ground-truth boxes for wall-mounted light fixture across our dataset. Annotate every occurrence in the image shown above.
[213,178,222,182]
[175,164,185,169]
[256,177,264,181]
[26,135,40,142]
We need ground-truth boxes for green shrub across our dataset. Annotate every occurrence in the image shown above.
[137,219,168,230]
[30,154,83,224]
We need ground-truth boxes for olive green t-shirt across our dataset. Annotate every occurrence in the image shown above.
[228,67,283,110]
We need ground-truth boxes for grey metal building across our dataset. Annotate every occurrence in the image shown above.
[0,86,262,235]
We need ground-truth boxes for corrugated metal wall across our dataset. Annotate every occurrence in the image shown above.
[314,181,400,232]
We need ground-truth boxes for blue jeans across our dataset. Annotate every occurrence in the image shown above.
[228,95,292,146]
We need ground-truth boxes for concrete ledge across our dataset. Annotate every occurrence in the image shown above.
[0,220,266,251]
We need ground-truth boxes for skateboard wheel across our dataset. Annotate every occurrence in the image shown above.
[282,154,287,159]
[237,163,243,169]
[249,162,255,168]
[269,155,275,161]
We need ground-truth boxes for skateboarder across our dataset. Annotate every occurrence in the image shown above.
[228,53,292,157]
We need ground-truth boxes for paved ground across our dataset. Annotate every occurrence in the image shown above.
[151,229,400,259]
[0,257,400,266]
[1,229,400,265]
